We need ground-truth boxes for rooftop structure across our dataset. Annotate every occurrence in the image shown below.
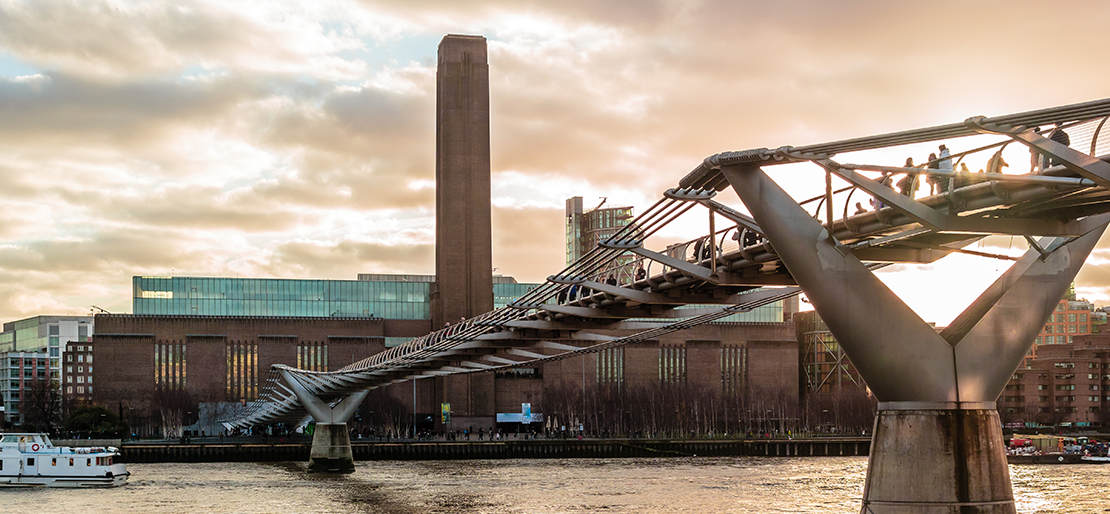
[133,274,539,325]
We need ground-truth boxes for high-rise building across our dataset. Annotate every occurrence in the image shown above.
[565,196,635,268]
[999,333,1110,429]
[0,351,51,425]
[0,315,93,410]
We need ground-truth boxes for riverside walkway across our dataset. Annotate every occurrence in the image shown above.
[118,436,871,463]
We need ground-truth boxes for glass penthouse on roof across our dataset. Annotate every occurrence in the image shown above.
[133,274,541,320]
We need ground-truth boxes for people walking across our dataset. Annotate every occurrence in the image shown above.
[897,157,918,197]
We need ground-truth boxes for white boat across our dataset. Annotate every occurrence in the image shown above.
[0,433,129,487]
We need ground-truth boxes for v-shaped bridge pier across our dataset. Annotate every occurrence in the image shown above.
[723,163,1108,513]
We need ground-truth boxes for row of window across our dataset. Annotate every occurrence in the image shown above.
[1042,323,1088,334]
[1047,312,1089,323]
[1002,395,1110,402]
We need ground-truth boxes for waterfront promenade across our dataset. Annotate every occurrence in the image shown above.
[113,436,871,463]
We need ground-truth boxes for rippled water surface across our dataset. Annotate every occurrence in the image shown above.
[4,457,1109,513]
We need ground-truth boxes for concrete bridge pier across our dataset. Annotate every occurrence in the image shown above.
[280,370,368,472]
[862,406,1012,513]
[722,163,1109,513]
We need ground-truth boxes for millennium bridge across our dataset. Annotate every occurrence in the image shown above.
[228,96,1110,513]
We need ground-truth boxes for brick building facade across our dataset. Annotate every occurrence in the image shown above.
[92,314,392,435]
[90,313,799,436]
[1000,334,1110,428]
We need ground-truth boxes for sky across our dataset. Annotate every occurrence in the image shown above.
[2,0,1110,326]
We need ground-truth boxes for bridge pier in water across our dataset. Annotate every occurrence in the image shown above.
[723,163,1109,514]
[308,423,357,472]
[280,370,368,472]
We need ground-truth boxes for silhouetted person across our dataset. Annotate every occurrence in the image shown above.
[1048,123,1071,168]
[897,157,918,197]
[925,152,939,195]
[937,144,953,193]
[986,150,1008,174]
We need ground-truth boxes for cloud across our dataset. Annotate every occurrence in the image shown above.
[0,0,374,79]
[492,205,565,281]
[265,239,434,278]
[2,0,1110,326]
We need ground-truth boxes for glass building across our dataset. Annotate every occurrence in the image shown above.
[1,351,50,425]
[565,197,634,266]
[133,274,541,321]
[0,316,93,393]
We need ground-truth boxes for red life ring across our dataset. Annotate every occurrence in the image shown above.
[31,444,39,451]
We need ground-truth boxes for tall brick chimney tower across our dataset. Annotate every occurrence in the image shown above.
[432,34,493,330]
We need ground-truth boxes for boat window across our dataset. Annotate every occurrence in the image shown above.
[1,435,17,443]
[69,458,73,466]
[87,458,91,466]
[52,458,56,466]
[27,458,34,466]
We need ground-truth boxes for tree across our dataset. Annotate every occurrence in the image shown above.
[64,406,128,438]
[23,378,62,433]
[150,386,198,439]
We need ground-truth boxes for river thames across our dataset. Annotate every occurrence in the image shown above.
[3,457,1107,513]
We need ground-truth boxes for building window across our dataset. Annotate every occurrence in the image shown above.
[155,341,187,389]
[227,341,258,401]
[659,346,686,384]
[722,346,745,395]
[77,355,83,363]
[1070,324,1077,333]
[1069,313,1077,323]
[76,387,83,394]
[1080,313,1088,322]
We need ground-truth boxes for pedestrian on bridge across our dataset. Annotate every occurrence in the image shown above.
[937,144,953,193]
[925,152,939,195]
[897,157,919,197]
[987,150,1008,174]
[1048,123,1071,168]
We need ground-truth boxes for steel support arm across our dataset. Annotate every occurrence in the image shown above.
[948,217,1109,400]
[280,370,368,424]
[817,159,948,230]
[723,163,959,402]
[1007,130,1110,188]
[623,246,717,281]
